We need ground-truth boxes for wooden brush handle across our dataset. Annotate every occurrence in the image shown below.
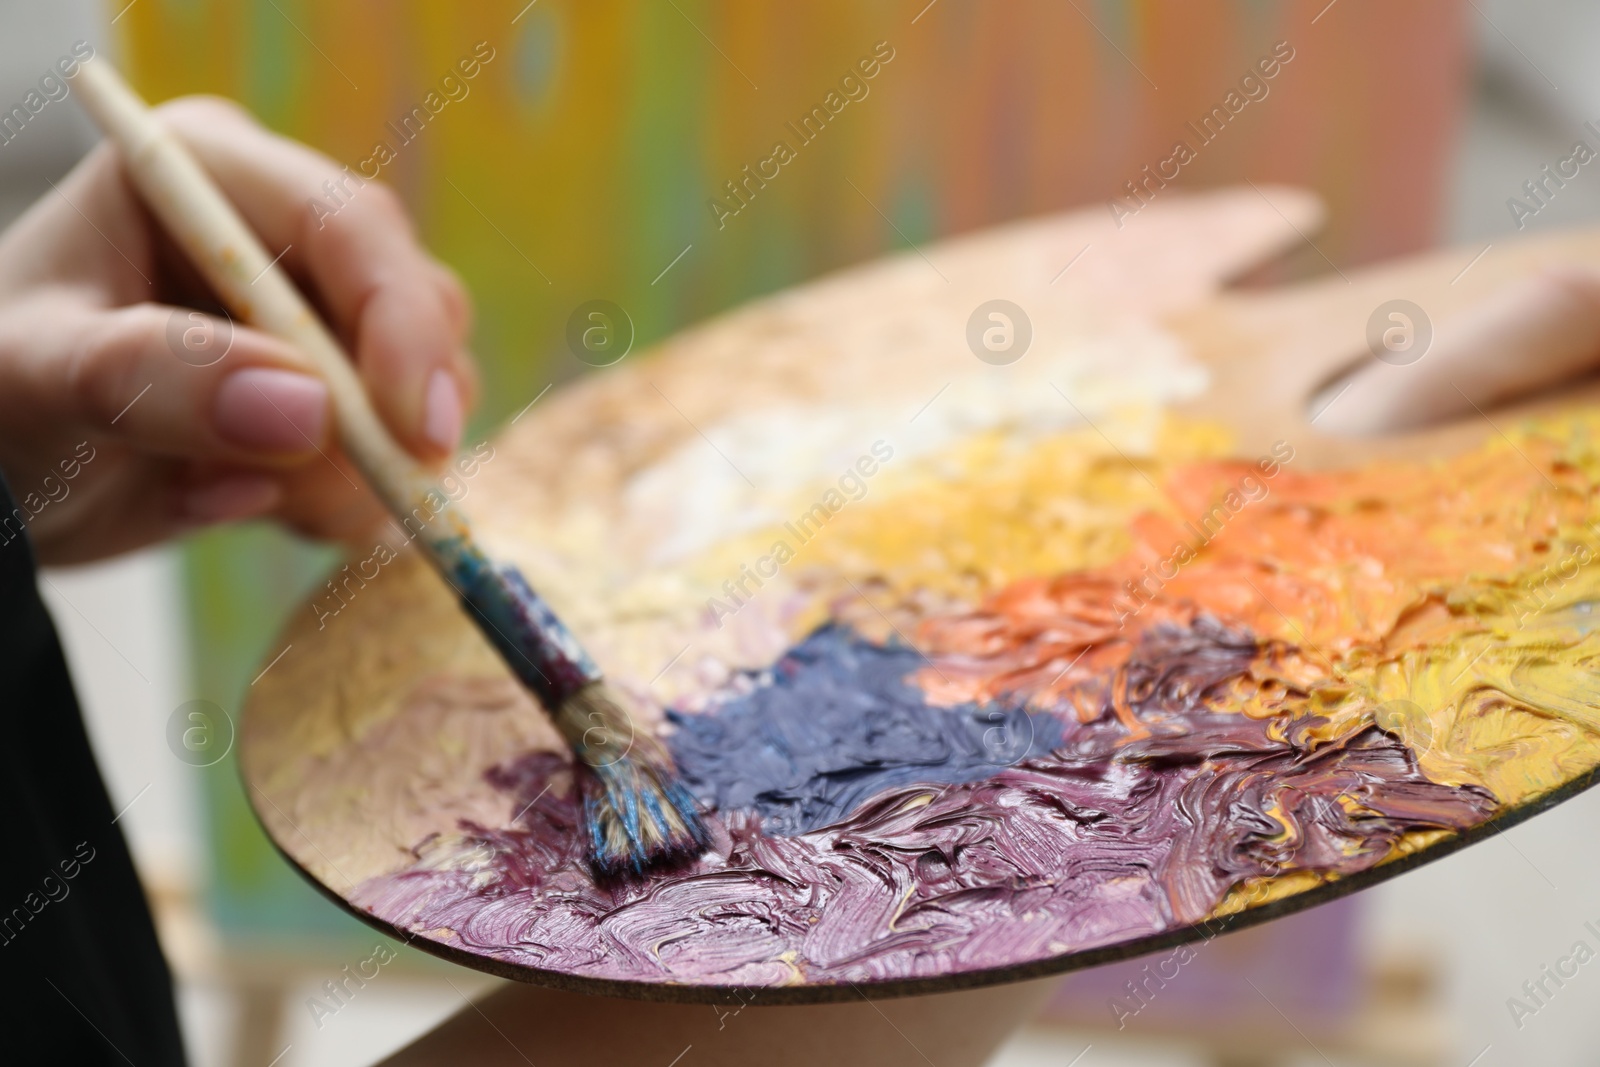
[69,57,429,516]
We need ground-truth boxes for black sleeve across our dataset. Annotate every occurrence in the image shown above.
[0,474,187,1066]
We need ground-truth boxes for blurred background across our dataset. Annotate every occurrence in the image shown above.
[6,0,1600,1064]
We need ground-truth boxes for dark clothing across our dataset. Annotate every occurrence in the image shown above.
[0,475,187,1064]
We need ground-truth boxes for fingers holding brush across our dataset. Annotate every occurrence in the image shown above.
[0,92,478,562]
[152,97,480,461]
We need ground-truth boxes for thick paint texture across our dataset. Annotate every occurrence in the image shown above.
[666,626,1063,834]
[353,617,1491,984]
[347,413,1600,986]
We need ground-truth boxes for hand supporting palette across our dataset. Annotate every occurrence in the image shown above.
[242,188,1600,1002]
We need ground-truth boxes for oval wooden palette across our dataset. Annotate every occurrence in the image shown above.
[242,186,1600,1003]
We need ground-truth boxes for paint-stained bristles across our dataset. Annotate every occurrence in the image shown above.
[557,683,711,879]
[454,558,709,879]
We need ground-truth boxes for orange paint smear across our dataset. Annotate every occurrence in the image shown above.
[915,428,1595,724]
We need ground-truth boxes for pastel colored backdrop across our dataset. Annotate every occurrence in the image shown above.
[116,0,1468,944]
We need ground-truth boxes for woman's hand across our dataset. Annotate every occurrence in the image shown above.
[0,95,477,564]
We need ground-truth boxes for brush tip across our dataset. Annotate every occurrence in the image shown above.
[558,683,711,880]
[583,766,711,881]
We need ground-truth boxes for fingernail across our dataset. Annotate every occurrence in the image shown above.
[214,368,328,453]
[180,475,283,524]
[423,369,462,453]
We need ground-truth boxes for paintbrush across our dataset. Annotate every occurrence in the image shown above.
[68,57,708,879]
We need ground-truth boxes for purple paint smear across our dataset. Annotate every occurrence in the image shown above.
[349,620,1495,987]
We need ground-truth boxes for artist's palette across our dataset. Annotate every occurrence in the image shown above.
[243,187,1600,1002]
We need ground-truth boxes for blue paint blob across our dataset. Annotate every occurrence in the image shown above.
[666,625,1064,835]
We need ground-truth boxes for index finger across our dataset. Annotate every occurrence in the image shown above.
[149,96,478,460]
